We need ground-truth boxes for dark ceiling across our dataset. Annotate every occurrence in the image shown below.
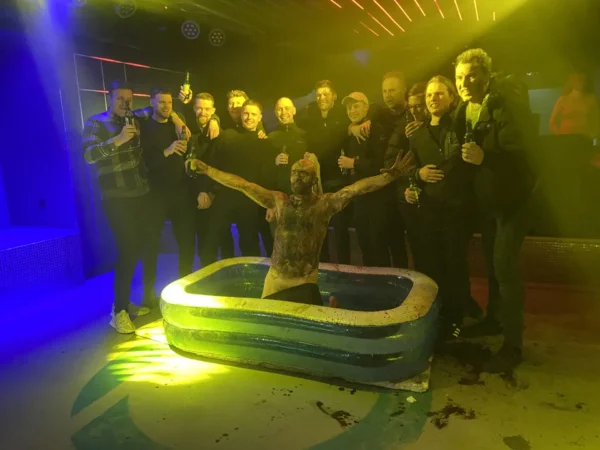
[6,0,599,56]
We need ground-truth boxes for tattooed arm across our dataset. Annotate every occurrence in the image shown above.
[187,159,283,209]
[326,151,415,214]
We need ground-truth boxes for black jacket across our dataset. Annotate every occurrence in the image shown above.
[453,75,535,215]
[342,120,391,182]
[411,115,475,207]
[296,102,350,191]
[267,122,308,194]
[209,128,273,198]
[186,125,221,196]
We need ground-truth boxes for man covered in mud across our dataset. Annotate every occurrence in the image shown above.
[187,151,415,307]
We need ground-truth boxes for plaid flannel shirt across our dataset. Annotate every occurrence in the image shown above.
[82,109,153,199]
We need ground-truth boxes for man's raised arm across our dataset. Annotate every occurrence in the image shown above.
[187,159,281,209]
[326,151,415,214]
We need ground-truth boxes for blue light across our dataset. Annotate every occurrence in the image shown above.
[353,49,371,65]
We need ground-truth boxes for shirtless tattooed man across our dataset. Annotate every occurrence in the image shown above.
[187,151,415,307]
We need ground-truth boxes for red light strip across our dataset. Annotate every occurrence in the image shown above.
[367,12,394,35]
[413,0,426,16]
[351,0,364,9]
[80,88,150,98]
[328,0,342,8]
[373,0,406,32]
[360,21,380,36]
[392,0,412,22]
[89,56,151,69]
[453,0,463,20]
[433,0,445,18]
[473,0,479,21]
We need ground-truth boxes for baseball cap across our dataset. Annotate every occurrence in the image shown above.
[342,92,369,106]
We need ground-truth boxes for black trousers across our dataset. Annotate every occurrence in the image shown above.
[417,201,471,325]
[203,193,261,265]
[258,207,274,256]
[384,192,409,268]
[480,199,530,348]
[353,191,391,267]
[320,205,352,264]
[195,208,234,267]
[102,194,153,314]
[399,202,425,272]
[144,185,196,295]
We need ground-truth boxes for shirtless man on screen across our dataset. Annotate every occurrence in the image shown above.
[187,151,415,306]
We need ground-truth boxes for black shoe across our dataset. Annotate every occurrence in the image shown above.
[460,318,503,338]
[436,320,462,344]
[481,344,522,374]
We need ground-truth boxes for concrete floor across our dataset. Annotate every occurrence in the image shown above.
[1,258,599,450]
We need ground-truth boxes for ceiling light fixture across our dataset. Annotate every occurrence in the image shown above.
[359,21,379,36]
[328,0,342,8]
[350,0,364,9]
[433,0,445,18]
[453,0,462,20]
[373,0,406,32]
[367,12,394,36]
[392,0,412,22]
[473,0,479,21]
[413,0,426,16]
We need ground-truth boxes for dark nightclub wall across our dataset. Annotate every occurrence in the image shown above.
[0,29,78,230]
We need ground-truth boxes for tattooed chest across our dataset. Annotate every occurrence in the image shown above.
[271,203,329,278]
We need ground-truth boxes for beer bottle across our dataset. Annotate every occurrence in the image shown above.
[281,144,288,168]
[182,71,191,103]
[124,100,134,126]
[464,119,474,144]
[340,149,348,175]
[409,175,420,208]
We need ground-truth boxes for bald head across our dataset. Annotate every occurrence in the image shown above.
[290,159,317,195]
[275,97,296,125]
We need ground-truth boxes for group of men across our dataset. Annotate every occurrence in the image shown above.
[83,47,535,373]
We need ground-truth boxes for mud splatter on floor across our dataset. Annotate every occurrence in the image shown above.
[315,401,359,428]
[426,401,476,429]
[503,435,531,450]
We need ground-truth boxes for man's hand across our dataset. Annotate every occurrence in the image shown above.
[114,125,137,147]
[275,153,289,166]
[174,118,191,140]
[164,140,187,157]
[187,159,208,174]
[197,192,212,209]
[338,156,355,169]
[265,208,276,222]
[381,151,416,178]
[419,164,444,183]
[405,187,418,204]
[258,130,268,140]
[349,123,366,143]
[405,121,424,138]
[178,86,193,104]
[208,119,220,139]
[462,142,485,165]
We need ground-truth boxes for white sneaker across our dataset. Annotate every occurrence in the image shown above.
[128,302,151,317]
[110,310,136,334]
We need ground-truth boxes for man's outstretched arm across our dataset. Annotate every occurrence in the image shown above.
[326,151,415,214]
[187,159,281,209]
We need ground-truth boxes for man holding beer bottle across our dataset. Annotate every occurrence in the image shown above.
[140,87,196,308]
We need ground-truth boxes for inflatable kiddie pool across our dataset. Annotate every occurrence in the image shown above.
[160,257,439,391]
